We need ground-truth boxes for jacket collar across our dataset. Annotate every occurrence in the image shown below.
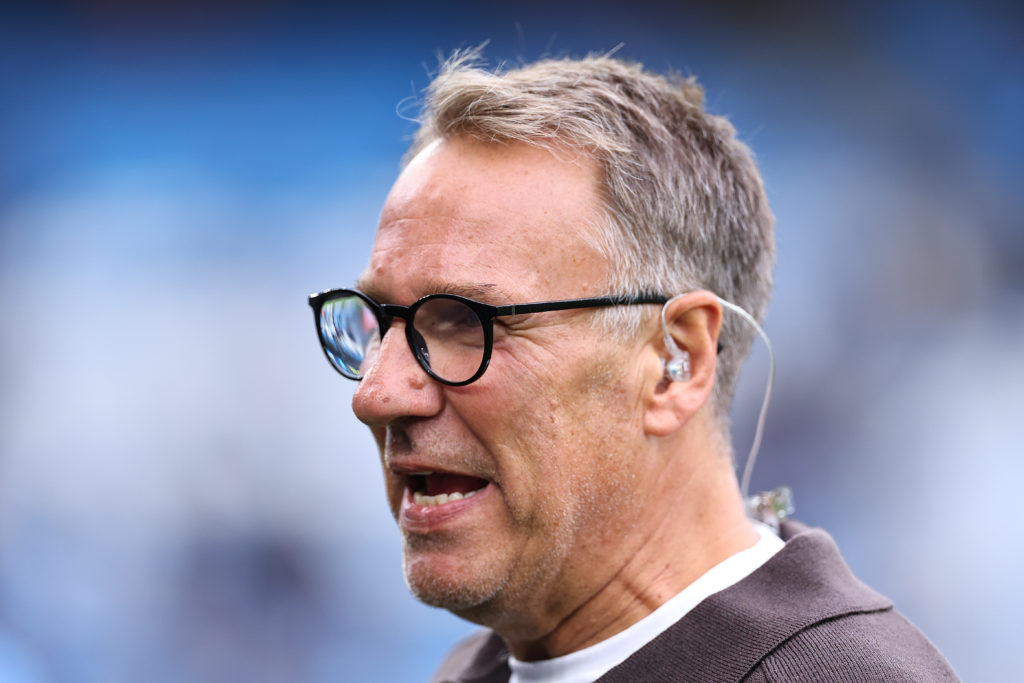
[432,522,892,683]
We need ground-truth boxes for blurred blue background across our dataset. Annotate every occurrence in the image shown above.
[1,1,1021,680]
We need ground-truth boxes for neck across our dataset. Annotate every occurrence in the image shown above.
[506,424,757,661]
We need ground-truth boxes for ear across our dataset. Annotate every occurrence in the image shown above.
[642,291,723,437]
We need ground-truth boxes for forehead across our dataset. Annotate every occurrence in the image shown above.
[360,136,608,304]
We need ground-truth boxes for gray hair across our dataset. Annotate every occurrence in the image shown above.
[406,50,776,431]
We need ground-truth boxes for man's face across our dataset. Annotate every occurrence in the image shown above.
[351,137,657,634]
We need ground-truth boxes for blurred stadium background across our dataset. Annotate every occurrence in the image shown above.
[1,1,1021,680]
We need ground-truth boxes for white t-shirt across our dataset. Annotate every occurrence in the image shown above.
[509,523,785,683]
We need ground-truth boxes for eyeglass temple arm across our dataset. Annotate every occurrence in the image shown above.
[494,294,722,354]
[493,293,668,317]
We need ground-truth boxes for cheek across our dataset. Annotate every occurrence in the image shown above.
[547,358,646,506]
[488,353,639,509]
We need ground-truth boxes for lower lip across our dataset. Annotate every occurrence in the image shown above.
[399,483,492,532]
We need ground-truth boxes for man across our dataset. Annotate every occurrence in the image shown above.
[309,52,957,681]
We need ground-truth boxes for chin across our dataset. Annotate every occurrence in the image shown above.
[402,552,503,616]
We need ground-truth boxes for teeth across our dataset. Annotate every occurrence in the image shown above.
[413,488,480,507]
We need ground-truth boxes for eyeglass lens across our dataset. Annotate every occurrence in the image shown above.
[318,294,487,384]
[319,295,380,379]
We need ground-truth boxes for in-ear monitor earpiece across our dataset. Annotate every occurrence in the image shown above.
[663,348,690,382]
[660,301,691,382]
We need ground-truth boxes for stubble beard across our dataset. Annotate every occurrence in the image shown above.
[400,533,515,617]
[397,492,590,632]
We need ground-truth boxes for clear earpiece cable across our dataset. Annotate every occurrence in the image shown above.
[714,297,776,500]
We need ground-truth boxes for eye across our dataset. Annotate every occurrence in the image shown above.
[417,298,484,347]
[438,305,479,330]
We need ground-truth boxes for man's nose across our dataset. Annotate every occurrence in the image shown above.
[351,321,443,427]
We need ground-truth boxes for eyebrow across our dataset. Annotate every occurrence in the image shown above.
[435,282,501,301]
[352,279,509,305]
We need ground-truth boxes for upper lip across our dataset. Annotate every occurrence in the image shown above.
[388,458,493,480]
[386,452,497,497]
[384,425,494,479]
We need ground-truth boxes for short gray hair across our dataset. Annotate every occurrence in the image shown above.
[406,50,776,430]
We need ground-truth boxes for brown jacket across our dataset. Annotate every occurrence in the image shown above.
[431,522,958,682]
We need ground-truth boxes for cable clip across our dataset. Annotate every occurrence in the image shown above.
[745,486,794,532]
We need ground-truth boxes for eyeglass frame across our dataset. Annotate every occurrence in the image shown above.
[308,288,671,386]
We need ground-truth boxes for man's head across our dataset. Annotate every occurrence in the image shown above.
[407,51,776,428]
[339,52,775,654]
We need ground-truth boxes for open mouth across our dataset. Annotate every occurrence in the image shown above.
[408,472,489,507]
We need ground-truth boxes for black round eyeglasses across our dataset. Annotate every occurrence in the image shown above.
[308,288,668,386]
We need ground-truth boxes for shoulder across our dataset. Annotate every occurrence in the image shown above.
[739,522,957,681]
[745,607,958,682]
[601,521,957,682]
[430,629,509,683]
